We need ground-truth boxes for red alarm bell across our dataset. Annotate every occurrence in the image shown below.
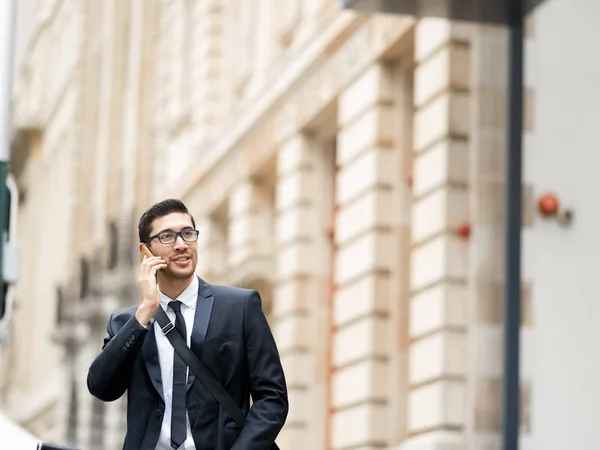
[538,193,559,216]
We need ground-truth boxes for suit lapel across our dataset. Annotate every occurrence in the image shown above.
[142,321,164,401]
[187,277,214,391]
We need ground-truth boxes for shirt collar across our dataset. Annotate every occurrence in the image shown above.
[158,275,199,310]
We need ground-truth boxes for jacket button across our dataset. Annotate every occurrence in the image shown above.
[122,346,127,352]
[130,335,136,340]
[156,408,163,416]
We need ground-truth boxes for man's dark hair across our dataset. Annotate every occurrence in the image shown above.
[138,199,196,243]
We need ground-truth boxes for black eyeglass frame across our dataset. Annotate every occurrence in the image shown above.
[145,229,200,245]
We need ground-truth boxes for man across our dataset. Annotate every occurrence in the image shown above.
[88,199,288,450]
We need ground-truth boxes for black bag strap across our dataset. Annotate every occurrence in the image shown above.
[153,307,245,426]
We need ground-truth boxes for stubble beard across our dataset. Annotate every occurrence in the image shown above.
[162,264,195,281]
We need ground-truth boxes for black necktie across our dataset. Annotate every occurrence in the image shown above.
[168,300,187,449]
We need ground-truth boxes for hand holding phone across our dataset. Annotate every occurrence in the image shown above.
[135,246,167,326]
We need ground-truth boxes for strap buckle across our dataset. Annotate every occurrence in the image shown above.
[161,321,175,335]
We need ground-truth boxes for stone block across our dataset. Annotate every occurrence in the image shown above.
[408,380,466,432]
[336,147,394,207]
[334,273,391,327]
[469,325,502,378]
[335,187,394,246]
[414,93,470,153]
[415,18,474,63]
[228,182,268,216]
[413,140,468,197]
[409,331,467,385]
[410,283,468,338]
[412,187,469,244]
[333,358,389,408]
[414,45,471,108]
[273,278,319,317]
[331,402,388,449]
[339,64,393,127]
[335,231,394,285]
[277,135,314,177]
[276,203,317,246]
[411,235,468,292]
[337,106,394,166]
[276,169,317,212]
[275,426,309,450]
[276,241,322,279]
[399,431,465,450]
[287,386,311,424]
[273,315,311,354]
[472,377,501,433]
[281,350,313,388]
[227,214,257,247]
[473,86,507,130]
[333,316,389,368]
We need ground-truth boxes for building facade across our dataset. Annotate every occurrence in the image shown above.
[3,0,600,450]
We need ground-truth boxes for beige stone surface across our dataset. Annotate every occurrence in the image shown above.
[333,273,391,327]
[335,231,394,285]
[414,45,471,108]
[410,235,469,291]
[333,316,390,368]
[414,93,470,153]
[331,402,388,448]
[408,380,466,432]
[337,106,395,166]
[3,3,519,450]
[409,331,468,385]
[413,140,469,198]
[332,358,389,408]
[410,283,468,338]
[339,64,394,127]
[411,188,469,243]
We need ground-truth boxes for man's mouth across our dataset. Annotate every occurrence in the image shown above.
[171,256,191,266]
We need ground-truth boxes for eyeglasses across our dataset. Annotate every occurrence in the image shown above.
[146,229,200,245]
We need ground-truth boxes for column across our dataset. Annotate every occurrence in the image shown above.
[189,0,226,150]
[465,23,534,449]
[402,18,473,450]
[92,0,116,247]
[196,215,228,283]
[332,63,398,449]
[274,135,326,449]
[227,180,274,282]
[119,0,143,263]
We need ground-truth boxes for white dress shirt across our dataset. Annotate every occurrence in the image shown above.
[153,276,199,450]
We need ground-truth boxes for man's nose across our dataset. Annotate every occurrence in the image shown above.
[173,234,188,249]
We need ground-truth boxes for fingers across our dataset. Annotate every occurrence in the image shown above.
[141,256,167,270]
[149,263,168,275]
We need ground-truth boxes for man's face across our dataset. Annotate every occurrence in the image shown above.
[146,212,198,281]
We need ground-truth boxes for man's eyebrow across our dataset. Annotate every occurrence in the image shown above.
[157,226,194,234]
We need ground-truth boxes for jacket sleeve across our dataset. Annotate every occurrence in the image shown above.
[87,312,149,402]
[232,290,289,450]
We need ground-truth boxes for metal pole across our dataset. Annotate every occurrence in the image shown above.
[502,1,524,449]
[0,0,17,314]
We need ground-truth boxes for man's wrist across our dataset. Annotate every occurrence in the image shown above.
[135,303,156,327]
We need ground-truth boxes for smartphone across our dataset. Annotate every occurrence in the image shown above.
[140,245,161,281]
[140,245,154,262]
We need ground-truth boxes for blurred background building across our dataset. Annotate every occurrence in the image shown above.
[1,0,599,449]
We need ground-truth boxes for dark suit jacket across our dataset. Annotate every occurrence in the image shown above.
[87,278,288,450]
